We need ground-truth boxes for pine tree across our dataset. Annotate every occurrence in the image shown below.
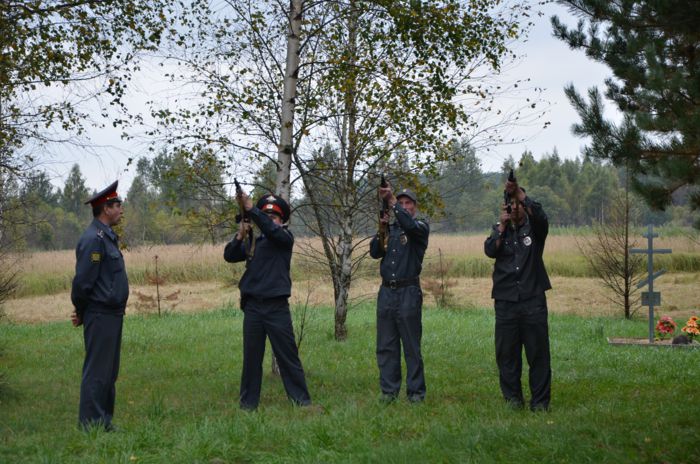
[553,0,700,227]
[61,165,89,219]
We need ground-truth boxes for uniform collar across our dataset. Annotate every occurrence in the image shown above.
[92,218,118,241]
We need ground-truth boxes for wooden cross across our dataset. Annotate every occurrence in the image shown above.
[630,224,672,342]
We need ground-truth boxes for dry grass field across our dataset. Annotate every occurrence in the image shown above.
[4,233,700,324]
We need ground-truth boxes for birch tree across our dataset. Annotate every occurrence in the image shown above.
[277,0,303,201]
[153,0,541,339]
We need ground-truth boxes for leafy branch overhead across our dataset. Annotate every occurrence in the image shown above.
[0,0,172,171]
[151,0,541,176]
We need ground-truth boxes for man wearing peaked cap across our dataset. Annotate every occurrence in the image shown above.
[71,180,129,431]
[370,182,429,403]
[256,194,291,223]
[484,177,552,412]
[396,188,417,203]
[224,190,312,411]
[86,180,121,208]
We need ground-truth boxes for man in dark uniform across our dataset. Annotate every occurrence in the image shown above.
[71,180,129,430]
[484,179,552,411]
[369,184,429,402]
[224,190,312,410]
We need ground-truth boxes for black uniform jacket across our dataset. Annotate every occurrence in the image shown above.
[71,218,129,315]
[369,203,429,281]
[224,207,293,299]
[484,196,552,302]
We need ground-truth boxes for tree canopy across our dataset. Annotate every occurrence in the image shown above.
[0,0,170,175]
[552,0,700,227]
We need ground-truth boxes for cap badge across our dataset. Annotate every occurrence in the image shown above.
[266,195,276,203]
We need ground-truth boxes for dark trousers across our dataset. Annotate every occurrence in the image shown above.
[495,294,551,409]
[79,311,123,429]
[376,285,425,398]
[239,296,311,409]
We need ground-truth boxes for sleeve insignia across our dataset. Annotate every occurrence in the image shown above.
[91,252,102,263]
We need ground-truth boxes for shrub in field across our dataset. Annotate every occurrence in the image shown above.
[576,192,645,319]
[422,249,458,309]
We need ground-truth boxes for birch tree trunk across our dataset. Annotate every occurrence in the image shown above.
[271,0,302,374]
[332,1,358,341]
[333,216,354,340]
[276,0,303,201]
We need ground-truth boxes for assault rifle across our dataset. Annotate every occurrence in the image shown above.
[234,178,255,260]
[503,169,517,230]
[378,174,390,252]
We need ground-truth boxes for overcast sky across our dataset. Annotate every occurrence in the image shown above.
[45,1,616,194]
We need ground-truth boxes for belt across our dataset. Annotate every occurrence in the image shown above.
[242,295,288,304]
[382,277,420,289]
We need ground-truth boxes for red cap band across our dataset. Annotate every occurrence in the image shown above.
[91,191,119,207]
[262,203,283,217]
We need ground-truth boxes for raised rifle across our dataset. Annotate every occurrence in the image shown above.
[378,174,390,252]
[503,169,517,230]
[234,178,255,260]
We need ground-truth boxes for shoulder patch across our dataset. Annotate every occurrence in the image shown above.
[91,252,102,263]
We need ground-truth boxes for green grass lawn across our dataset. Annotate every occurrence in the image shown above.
[1,305,698,463]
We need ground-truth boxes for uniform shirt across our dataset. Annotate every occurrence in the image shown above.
[369,202,429,281]
[484,196,552,302]
[224,207,293,299]
[71,218,129,315]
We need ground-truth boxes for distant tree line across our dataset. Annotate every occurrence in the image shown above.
[2,143,694,251]
[427,141,692,233]
[1,149,236,250]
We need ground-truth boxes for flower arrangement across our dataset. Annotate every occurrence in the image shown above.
[681,316,699,341]
[655,316,677,339]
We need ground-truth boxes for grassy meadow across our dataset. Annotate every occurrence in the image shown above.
[1,305,699,463]
[2,231,700,462]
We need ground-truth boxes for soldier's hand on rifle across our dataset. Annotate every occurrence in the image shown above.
[505,180,526,202]
[379,211,390,225]
[71,310,82,327]
[379,183,396,207]
[499,204,510,231]
[237,191,254,211]
[236,221,252,240]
